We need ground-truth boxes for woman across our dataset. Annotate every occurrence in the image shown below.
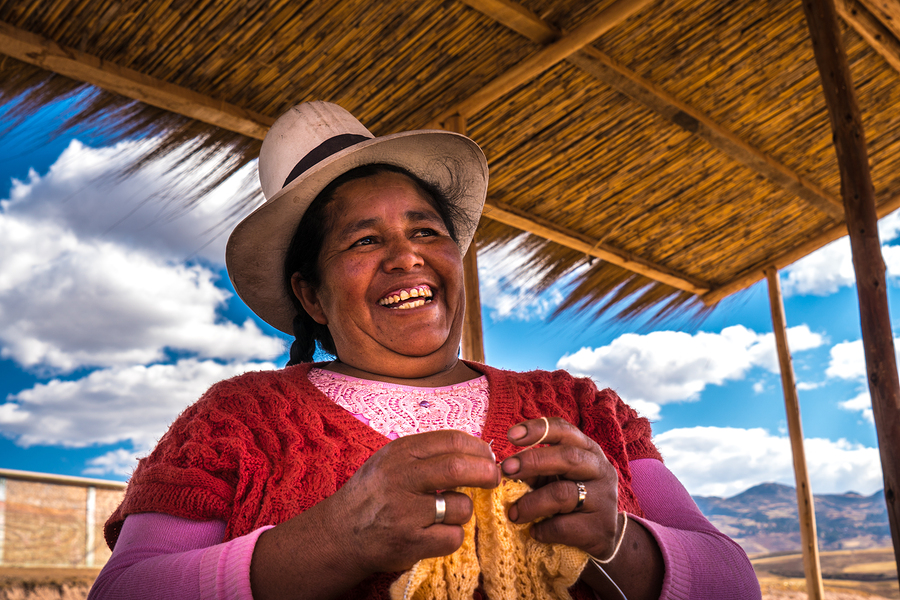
[89,102,761,600]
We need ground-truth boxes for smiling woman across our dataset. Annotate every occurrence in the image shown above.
[87,102,762,600]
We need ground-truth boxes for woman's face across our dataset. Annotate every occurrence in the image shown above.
[293,171,466,378]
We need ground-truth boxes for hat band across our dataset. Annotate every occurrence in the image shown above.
[282,133,371,188]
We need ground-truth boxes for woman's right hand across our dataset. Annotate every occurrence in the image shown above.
[333,430,501,572]
[251,430,500,600]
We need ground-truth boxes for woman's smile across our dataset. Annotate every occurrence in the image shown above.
[378,285,434,309]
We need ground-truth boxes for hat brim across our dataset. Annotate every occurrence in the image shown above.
[225,129,489,335]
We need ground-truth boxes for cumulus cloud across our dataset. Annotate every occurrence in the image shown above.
[840,392,874,425]
[0,212,284,372]
[3,139,261,264]
[556,325,824,416]
[825,338,899,423]
[781,209,900,296]
[655,426,883,497]
[0,359,276,452]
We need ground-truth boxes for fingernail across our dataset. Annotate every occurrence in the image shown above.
[508,504,519,522]
[509,425,527,441]
[502,457,520,475]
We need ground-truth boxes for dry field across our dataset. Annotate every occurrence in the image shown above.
[754,547,898,600]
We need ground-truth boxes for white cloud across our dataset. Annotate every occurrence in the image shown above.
[83,448,143,477]
[781,208,900,296]
[840,392,874,424]
[0,212,284,372]
[556,325,824,408]
[796,381,820,391]
[655,426,883,497]
[0,359,276,452]
[3,139,261,264]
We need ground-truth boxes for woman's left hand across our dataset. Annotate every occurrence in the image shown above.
[500,417,622,559]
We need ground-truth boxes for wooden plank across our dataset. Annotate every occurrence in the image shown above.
[765,268,826,600]
[700,191,900,304]
[802,0,900,575]
[0,21,272,139]
[836,0,900,73]
[860,0,900,39]
[462,0,845,219]
[445,114,486,362]
[434,0,654,124]
[481,201,710,295]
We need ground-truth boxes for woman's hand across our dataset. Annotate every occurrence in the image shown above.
[251,429,501,600]
[333,429,501,573]
[500,417,622,560]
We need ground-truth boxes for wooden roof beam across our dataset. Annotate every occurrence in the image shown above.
[702,191,900,304]
[482,200,711,295]
[432,0,655,125]
[0,21,272,140]
[460,0,846,220]
[835,0,900,74]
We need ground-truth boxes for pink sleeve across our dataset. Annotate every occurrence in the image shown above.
[88,513,272,600]
[629,459,761,600]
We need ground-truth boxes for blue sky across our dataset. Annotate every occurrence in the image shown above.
[0,100,890,498]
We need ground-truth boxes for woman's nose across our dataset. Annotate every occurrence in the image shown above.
[383,236,424,271]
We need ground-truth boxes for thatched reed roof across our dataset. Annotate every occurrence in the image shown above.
[2,0,899,322]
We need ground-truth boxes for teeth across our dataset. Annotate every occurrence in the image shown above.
[396,299,426,310]
[379,286,433,307]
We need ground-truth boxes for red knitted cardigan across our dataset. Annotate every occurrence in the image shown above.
[105,361,661,598]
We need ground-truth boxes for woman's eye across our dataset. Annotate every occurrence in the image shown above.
[351,236,376,247]
[414,228,438,237]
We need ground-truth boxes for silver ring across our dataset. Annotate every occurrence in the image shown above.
[434,493,447,524]
[574,481,587,511]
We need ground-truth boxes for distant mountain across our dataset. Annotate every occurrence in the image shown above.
[692,483,891,555]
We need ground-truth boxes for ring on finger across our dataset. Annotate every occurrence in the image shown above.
[435,493,447,524]
[574,481,587,511]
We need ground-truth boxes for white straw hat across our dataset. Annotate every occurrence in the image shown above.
[225,101,489,335]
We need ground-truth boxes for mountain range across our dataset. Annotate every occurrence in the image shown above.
[692,482,891,555]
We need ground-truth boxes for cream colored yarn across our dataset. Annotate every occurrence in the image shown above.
[390,478,589,600]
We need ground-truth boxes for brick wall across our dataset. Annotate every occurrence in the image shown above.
[0,469,125,568]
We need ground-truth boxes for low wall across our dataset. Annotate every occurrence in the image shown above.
[0,469,125,569]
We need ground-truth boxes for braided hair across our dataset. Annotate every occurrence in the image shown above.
[283,163,469,365]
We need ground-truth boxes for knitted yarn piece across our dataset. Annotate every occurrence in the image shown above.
[390,479,589,600]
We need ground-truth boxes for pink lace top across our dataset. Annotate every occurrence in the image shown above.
[307,367,489,439]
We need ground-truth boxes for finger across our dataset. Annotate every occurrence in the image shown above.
[507,417,595,452]
[408,453,501,492]
[403,429,496,462]
[509,479,596,523]
[425,490,474,527]
[530,511,619,555]
[501,443,604,482]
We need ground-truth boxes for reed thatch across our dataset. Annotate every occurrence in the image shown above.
[1,0,899,323]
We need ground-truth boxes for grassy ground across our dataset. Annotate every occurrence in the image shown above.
[753,547,899,600]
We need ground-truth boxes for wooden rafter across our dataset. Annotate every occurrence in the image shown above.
[430,0,655,126]
[0,21,272,139]
[482,201,711,295]
[835,0,900,74]
[460,0,845,221]
[702,191,900,304]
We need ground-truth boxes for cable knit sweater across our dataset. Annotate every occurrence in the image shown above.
[105,361,662,598]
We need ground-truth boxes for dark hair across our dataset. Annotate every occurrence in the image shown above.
[283,163,470,365]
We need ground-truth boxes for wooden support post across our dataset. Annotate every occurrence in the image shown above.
[446,114,486,362]
[765,268,826,600]
[802,0,900,579]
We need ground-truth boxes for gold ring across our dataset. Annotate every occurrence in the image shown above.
[574,481,587,510]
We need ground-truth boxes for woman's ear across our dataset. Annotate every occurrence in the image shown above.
[291,273,328,325]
